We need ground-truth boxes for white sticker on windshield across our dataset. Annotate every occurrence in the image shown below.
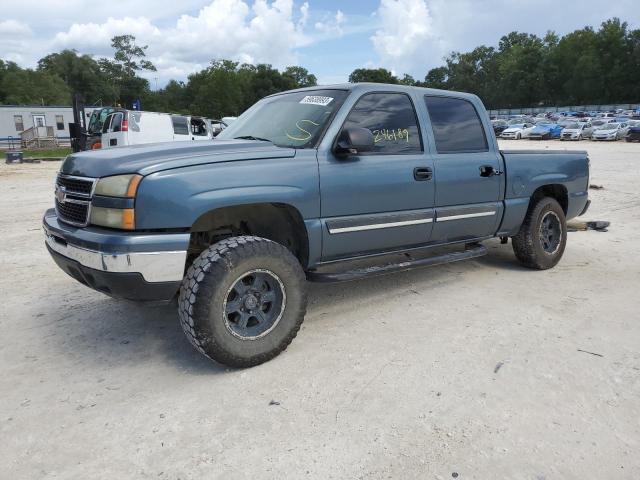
[299,95,334,106]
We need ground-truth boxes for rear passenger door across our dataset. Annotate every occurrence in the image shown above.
[423,96,503,243]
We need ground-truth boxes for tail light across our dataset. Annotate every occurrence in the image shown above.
[121,119,129,132]
[92,142,102,150]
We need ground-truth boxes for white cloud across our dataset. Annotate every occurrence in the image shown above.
[0,20,34,64]
[52,17,162,56]
[368,0,640,80]
[370,0,433,74]
[314,9,345,37]
[47,0,338,84]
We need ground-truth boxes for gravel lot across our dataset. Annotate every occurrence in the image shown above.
[1,140,638,479]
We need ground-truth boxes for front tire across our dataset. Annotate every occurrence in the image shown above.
[512,197,567,270]
[178,236,307,367]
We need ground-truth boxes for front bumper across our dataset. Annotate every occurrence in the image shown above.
[43,209,190,301]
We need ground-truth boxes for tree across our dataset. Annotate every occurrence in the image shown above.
[37,49,110,104]
[0,63,70,105]
[348,68,398,84]
[399,74,416,86]
[423,66,448,90]
[282,66,317,89]
[110,35,156,76]
[98,34,156,108]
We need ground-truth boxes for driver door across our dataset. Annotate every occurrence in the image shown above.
[317,91,435,261]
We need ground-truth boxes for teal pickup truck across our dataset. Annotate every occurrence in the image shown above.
[44,83,590,367]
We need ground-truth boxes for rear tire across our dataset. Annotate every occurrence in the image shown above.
[178,236,307,367]
[512,197,567,270]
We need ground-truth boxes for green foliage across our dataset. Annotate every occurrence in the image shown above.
[348,68,399,84]
[110,35,156,76]
[22,147,72,158]
[37,50,111,105]
[422,17,640,108]
[98,35,156,108]
[0,60,70,105]
[283,66,317,89]
[142,61,319,118]
[2,18,639,113]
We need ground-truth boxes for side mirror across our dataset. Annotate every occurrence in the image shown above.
[334,127,375,156]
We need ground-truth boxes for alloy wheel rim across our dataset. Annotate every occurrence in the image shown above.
[539,211,562,255]
[223,269,286,340]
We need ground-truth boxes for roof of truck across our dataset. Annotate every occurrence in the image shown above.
[268,82,481,102]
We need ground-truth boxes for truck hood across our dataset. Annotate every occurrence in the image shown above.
[60,140,297,178]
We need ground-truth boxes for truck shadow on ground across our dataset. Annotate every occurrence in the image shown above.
[38,240,523,373]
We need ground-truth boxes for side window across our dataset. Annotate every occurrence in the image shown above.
[191,118,208,136]
[342,93,422,154]
[172,116,189,135]
[55,115,65,130]
[424,96,488,154]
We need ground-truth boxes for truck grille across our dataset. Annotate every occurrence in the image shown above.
[57,175,94,195]
[55,174,97,227]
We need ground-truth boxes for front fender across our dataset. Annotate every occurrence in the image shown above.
[134,153,320,230]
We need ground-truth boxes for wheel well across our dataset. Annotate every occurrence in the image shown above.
[531,184,568,214]
[188,203,309,268]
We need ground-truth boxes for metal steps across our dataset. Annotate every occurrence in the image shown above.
[306,243,487,283]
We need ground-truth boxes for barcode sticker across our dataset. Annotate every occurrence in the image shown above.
[299,95,334,106]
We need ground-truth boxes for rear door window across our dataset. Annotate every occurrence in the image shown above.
[172,116,189,135]
[110,112,123,132]
[342,92,422,154]
[102,112,124,133]
[101,113,114,133]
[424,96,488,154]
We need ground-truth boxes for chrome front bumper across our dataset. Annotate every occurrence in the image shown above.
[44,231,187,282]
[43,209,190,284]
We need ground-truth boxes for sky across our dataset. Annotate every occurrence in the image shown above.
[1,0,640,88]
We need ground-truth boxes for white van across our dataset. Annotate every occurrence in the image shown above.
[100,109,211,148]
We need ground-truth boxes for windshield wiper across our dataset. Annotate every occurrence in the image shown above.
[234,135,272,143]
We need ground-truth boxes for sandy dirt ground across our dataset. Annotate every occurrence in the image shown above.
[0,140,638,479]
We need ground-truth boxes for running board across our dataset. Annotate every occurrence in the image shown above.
[306,243,487,283]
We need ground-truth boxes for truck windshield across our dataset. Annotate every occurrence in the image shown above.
[216,89,349,148]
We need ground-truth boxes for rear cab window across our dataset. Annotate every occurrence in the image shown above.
[424,96,488,154]
[342,92,422,154]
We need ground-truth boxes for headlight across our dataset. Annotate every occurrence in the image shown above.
[91,174,142,230]
[94,174,142,197]
[90,207,135,230]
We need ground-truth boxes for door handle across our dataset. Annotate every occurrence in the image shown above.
[479,165,502,177]
[413,167,433,181]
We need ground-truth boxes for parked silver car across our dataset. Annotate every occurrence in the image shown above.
[592,122,629,141]
[560,122,593,141]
